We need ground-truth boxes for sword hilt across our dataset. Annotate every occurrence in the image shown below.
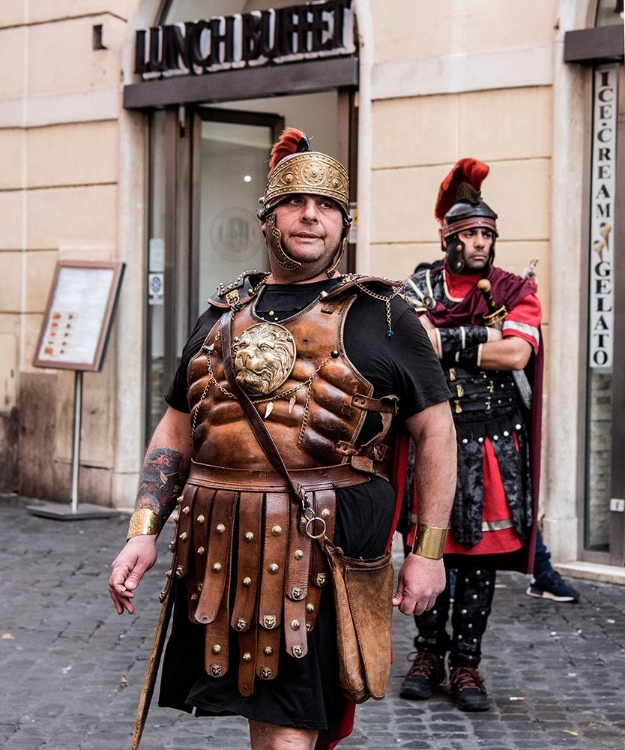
[477,279,507,327]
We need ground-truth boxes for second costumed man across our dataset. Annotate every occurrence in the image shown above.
[400,159,543,711]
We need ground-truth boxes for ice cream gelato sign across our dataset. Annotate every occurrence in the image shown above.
[589,65,618,369]
[135,0,355,78]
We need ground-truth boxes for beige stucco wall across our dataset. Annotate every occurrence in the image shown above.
[372,0,559,61]
[0,2,137,503]
[369,86,554,324]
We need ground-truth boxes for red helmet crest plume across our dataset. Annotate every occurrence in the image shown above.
[268,127,311,176]
[434,158,490,223]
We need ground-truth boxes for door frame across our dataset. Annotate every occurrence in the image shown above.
[189,107,285,319]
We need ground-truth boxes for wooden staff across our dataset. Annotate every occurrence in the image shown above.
[131,588,174,750]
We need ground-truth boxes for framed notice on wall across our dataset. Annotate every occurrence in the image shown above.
[33,261,125,372]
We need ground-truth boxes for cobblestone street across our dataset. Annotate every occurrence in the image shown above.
[1,494,625,750]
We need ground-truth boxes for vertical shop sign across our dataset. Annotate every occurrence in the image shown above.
[589,65,618,369]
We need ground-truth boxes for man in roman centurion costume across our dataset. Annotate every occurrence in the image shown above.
[399,158,544,711]
[109,129,456,749]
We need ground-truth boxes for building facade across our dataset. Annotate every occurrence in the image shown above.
[0,0,623,579]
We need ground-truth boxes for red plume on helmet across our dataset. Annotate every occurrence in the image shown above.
[268,127,311,176]
[434,158,490,223]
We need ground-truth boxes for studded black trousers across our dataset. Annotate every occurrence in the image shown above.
[409,555,497,668]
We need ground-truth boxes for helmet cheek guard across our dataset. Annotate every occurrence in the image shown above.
[443,233,497,276]
[445,235,466,274]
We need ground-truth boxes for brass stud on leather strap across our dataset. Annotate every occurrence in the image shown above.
[242,576,252,587]
[268,563,279,574]
[263,646,273,656]
[212,562,223,573]
[197,546,206,556]
[245,531,254,542]
[242,652,252,662]
[271,525,282,536]
[294,549,304,560]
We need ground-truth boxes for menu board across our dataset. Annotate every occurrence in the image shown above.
[33,261,125,372]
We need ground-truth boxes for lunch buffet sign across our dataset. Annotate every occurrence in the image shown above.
[135,0,356,78]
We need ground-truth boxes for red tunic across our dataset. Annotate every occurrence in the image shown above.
[438,270,541,556]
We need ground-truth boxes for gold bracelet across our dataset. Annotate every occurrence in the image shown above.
[127,508,161,540]
[412,524,448,559]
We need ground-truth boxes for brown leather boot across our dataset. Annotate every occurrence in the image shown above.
[449,665,490,711]
[399,651,445,700]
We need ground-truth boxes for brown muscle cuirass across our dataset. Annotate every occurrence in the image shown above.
[160,280,398,697]
[187,292,393,473]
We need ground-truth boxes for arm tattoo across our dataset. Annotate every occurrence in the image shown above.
[136,448,190,526]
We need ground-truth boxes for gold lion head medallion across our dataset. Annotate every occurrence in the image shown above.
[232,322,297,396]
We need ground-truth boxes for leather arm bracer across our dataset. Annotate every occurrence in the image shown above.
[438,326,489,362]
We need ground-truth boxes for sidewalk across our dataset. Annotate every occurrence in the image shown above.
[1,493,624,750]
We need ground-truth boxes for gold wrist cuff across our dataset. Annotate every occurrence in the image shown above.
[127,509,161,540]
[412,524,448,559]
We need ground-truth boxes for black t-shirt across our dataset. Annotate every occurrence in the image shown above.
[165,278,451,424]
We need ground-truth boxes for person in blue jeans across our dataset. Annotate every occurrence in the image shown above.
[526,528,580,602]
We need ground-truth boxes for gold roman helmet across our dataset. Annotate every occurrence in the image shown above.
[257,128,351,275]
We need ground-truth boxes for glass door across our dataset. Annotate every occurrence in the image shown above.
[145,107,282,438]
[191,109,284,318]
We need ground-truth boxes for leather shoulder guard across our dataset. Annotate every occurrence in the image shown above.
[208,271,270,309]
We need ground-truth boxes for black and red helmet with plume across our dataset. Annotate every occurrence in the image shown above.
[435,158,498,239]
